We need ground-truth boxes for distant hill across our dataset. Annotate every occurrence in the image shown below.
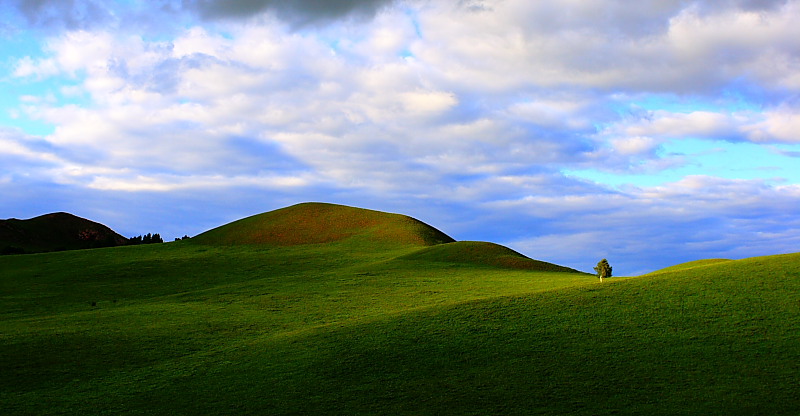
[399,241,583,273]
[192,202,456,247]
[0,212,128,254]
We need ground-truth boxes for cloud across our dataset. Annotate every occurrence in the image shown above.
[7,0,114,31]
[85,172,314,192]
[12,3,799,198]
[596,105,800,148]
[610,136,661,156]
[747,106,800,143]
[0,128,62,170]
[2,0,401,36]
[412,0,800,94]
[12,56,59,79]
[184,0,400,25]
[625,111,738,138]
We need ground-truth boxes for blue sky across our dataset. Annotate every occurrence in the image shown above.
[2,0,800,275]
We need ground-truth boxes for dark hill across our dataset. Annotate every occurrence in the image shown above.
[192,202,455,247]
[398,241,584,273]
[0,212,128,254]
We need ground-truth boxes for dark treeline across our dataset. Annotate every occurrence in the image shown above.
[128,233,164,245]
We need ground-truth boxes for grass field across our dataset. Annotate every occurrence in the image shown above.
[1,204,798,415]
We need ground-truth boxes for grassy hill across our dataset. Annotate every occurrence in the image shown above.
[649,258,733,273]
[193,202,455,247]
[1,204,798,415]
[399,240,583,272]
[0,212,128,254]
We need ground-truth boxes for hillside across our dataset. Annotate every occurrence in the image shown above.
[2,243,797,414]
[648,258,733,273]
[192,202,455,247]
[399,240,583,273]
[1,205,798,414]
[0,212,128,254]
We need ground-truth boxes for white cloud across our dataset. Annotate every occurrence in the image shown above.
[665,3,800,89]
[747,107,800,143]
[12,56,59,78]
[507,98,596,130]
[48,30,114,75]
[400,90,458,115]
[0,128,60,164]
[172,27,230,59]
[610,136,661,156]
[612,110,738,140]
[86,173,313,192]
[410,0,800,94]
[12,2,800,188]
[599,106,800,147]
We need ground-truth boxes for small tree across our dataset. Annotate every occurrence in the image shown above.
[594,259,612,282]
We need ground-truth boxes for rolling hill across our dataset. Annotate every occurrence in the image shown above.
[0,212,128,254]
[398,240,582,272]
[193,202,456,247]
[1,203,798,415]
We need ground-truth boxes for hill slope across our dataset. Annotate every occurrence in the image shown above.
[192,202,455,247]
[3,203,798,414]
[399,241,584,273]
[0,212,128,254]
[648,258,733,273]
[1,243,797,414]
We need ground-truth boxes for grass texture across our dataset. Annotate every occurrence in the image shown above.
[1,203,798,415]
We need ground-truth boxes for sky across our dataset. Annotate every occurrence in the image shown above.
[2,0,800,275]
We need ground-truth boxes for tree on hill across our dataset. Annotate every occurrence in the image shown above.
[594,259,612,282]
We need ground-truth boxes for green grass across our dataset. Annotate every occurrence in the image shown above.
[651,258,733,273]
[193,202,454,247]
[1,205,799,415]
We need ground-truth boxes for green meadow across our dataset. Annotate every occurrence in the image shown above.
[1,203,798,415]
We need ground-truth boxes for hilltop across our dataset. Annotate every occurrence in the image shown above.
[193,202,455,247]
[0,212,128,254]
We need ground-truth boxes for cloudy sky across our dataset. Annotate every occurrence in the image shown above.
[2,0,800,274]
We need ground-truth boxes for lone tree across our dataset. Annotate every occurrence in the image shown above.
[594,259,612,282]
